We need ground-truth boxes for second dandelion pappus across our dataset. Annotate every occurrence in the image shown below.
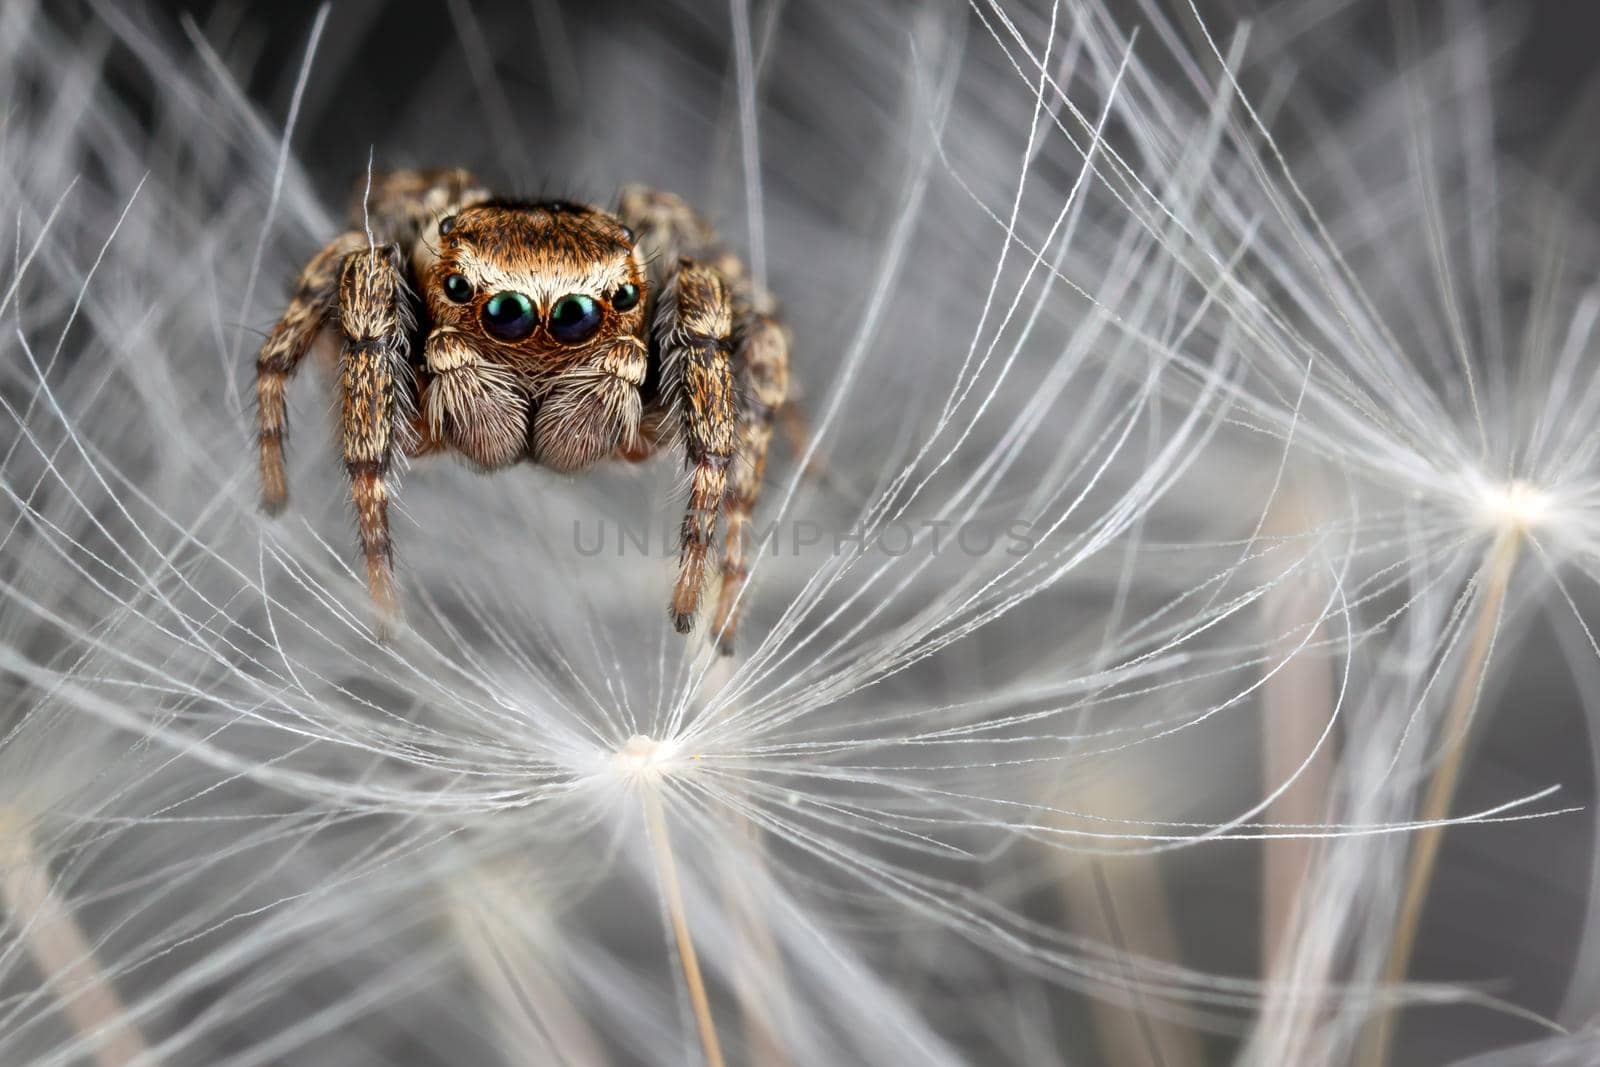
[254,168,791,652]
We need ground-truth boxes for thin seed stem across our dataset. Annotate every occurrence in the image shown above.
[454,873,609,1066]
[1255,498,1335,1064]
[0,816,150,1067]
[644,789,726,1067]
[722,816,792,1067]
[1358,530,1519,1067]
[1057,776,1203,1067]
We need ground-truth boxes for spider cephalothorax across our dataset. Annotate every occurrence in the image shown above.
[420,200,650,471]
[256,169,790,653]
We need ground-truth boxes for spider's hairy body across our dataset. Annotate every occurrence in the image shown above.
[255,168,791,652]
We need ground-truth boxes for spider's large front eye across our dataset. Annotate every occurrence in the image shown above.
[548,294,603,344]
[443,273,473,303]
[482,292,538,341]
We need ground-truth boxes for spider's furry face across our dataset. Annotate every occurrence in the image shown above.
[417,200,651,470]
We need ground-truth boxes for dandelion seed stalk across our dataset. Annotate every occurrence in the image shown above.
[644,787,725,1067]
[1257,498,1335,1058]
[722,818,791,1067]
[0,813,149,1067]
[1260,601,1333,970]
[454,874,608,1065]
[1056,777,1201,1067]
[1359,527,1520,1066]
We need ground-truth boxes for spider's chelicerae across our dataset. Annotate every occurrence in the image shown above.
[255,169,791,653]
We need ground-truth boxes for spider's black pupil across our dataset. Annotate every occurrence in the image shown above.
[482,292,538,341]
[548,294,603,343]
[612,283,640,312]
[444,273,472,303]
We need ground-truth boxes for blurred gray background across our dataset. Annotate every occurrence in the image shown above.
[59,1,1600,1063]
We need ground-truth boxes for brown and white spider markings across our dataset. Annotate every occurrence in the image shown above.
[255,168,791,654]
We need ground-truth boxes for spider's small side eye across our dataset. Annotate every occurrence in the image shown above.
[483,292,538,341]
[549,294,603,343]
[444,273,473,303]
[439,216,456,235]
[611,282,640,312]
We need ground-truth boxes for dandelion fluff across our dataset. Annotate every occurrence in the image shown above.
[0,1,1595,1065]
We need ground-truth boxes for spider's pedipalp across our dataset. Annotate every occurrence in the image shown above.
[529,334,648,470]
[422,327,529,469]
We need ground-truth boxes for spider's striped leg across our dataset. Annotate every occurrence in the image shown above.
[618,185,718,273]
[335,244,413,627]
[350,167,490,245]
[655,259,736,635]
[712,309,790,655]
[255,231,365,513]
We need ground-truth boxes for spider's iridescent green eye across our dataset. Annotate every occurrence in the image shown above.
[611,282,640,312]
[443,273,473,304]
[548,293,603,343]
[482,291,538,341]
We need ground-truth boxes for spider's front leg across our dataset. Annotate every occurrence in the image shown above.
[256,231,367,512]
[335,244,413,626]
[622,185,792,651]
[656,260,737,634]
[713,306,790,653]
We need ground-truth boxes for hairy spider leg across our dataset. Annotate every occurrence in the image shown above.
[715,307,789,653]
[256,230,367,512]
[335,244,412,627]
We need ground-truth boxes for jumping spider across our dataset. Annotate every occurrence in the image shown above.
[255,169,790,653]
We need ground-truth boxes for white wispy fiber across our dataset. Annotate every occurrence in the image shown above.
[0,0,1593,1065]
